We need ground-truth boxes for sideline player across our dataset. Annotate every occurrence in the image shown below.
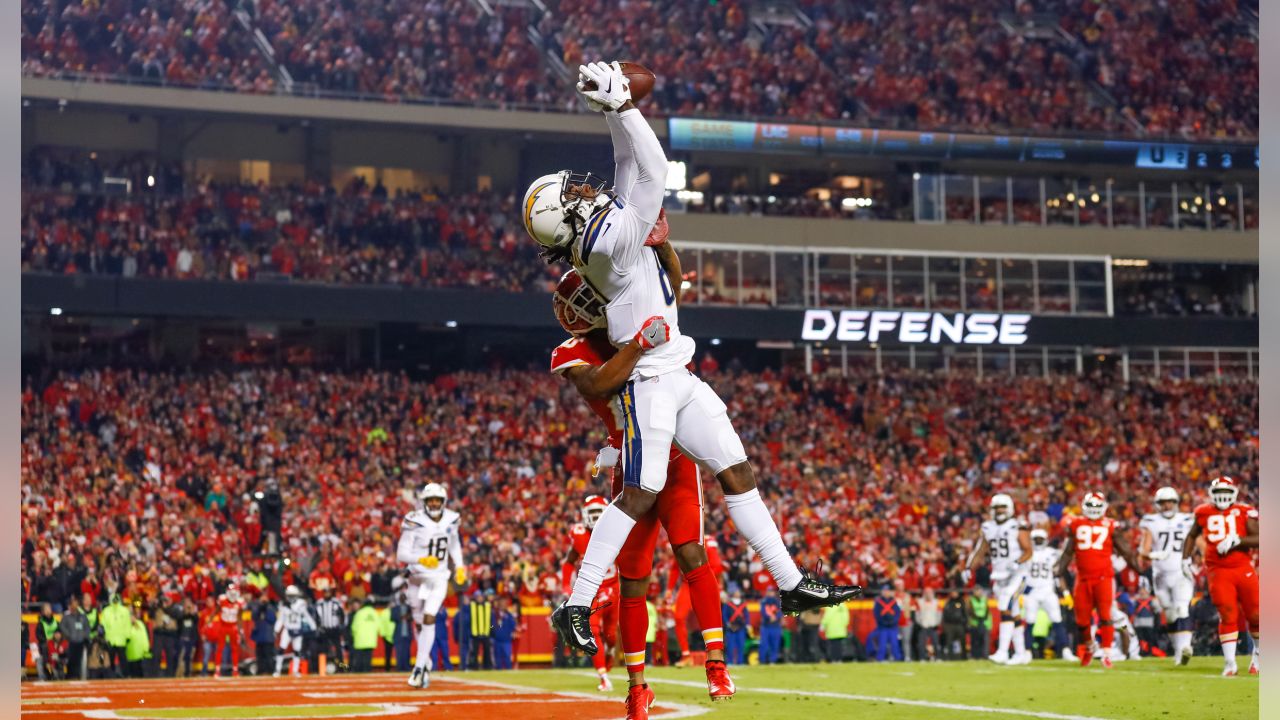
[1138,486,1196,665]
[1183,476,1260,676]
[1022,528,1074,661]
[210,585,245,677]
[274,585,313,677]
[962,494,1032,665]
[551,264,735,718]
[1055,492,1139,668]
[523,59,858,652]
[396,483,467,689]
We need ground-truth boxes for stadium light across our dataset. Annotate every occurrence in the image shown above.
[147,175,155,188]
[445,320,458,328]
[665,161,687,191]
[49,307,62,316]
[710,338,722,346]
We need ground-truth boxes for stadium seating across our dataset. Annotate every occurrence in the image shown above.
[20,0,1258,138]
[22,365,1258,611]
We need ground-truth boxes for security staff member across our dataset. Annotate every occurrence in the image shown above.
[468,592,493,670]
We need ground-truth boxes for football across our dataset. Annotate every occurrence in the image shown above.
[582,61,655,102]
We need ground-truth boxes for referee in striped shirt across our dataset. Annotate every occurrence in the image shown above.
[314,588,347,672]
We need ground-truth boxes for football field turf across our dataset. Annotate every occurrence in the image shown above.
[19,659,1257,719]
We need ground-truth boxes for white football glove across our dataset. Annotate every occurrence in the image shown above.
[960,569,972,585]
[577,61,631,111]
[1181,557,1196,581]
[591,446,621,477]
[1216,534,1240,555]
[1147,550,1169,562]
[576,70,607,112]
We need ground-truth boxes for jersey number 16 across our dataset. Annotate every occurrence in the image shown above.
[426,536,449,561]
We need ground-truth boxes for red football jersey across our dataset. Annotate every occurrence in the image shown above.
[217,596,243,624]
[550,338,623,450]
[1064,515,1117,577]
[1194,502,1258,571]
[566,523,619,587]
[550,336,683,462]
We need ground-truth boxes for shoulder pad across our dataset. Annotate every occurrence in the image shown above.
[1138,514,1157,527]
[570,523,588,536]
[442,509,461,527]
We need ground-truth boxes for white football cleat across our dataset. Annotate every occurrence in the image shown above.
[988,652,1010,665]
[1061,647,1077,662]
[1177,646,1193,666]
[1008,652,1032,666]
[408,668,424,688]
[1223,663,1238,677]
[597,672,613,692]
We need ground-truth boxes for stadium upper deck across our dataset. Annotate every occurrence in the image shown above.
[20,0,1258,140]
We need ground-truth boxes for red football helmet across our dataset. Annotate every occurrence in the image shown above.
[1209,476,1238,510]
[582,495,608,529]
[553,270,606,335]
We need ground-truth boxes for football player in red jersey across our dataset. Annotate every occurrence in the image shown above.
[1055,492,1139,669]
[1183,476,1260,676]
[209,585,245,677]
[563,495,621,691]
[551,221,735,719]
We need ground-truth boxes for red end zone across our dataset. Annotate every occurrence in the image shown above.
[20,675,699,720]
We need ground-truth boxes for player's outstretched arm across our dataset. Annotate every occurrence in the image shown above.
[1055,536,1076,578]
[1181,522,1201,560]
[563,342,646,399]
[962,534,988,582]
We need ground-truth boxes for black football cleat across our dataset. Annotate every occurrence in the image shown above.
[780,570,862,614]
[552,602,599,656]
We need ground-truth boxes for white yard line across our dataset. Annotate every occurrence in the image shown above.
[446,675,710,719]
[79,704,417,719]
[581,672,1120,720]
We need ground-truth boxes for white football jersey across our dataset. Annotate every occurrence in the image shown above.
[1024,546,1060,593]
[981,518,1027,578]
[275,598,312,633]
[1138,512,1195,573]
[570,109,694,378]
[397,508,462,578]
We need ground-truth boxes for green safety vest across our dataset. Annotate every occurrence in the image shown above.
[351,607,381,651]
[968,597,991,629]
[125,621,150,662]
[39,617,58,642]
[85,608,98,632]
[100,604,132,647]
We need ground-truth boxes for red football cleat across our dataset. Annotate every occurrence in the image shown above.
[1100,655,1113,670]
[1078,646,1092,668]
[626,684,655,720]
[705,660,736,702]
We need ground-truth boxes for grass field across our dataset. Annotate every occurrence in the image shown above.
[20,658,1258,720]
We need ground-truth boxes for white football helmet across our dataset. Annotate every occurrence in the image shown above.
[989,493,1014,523]
[285,585,302,600]
[1082,492,1108,520]
[419,483,448,520]
[1030,528,1049,547]
[1209,476,1238,510]
[522,170,612,251]
[1154,486,1180,517]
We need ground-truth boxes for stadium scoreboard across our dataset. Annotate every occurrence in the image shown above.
[669,119,1256,172]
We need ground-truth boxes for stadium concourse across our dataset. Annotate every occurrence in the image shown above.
[20,0,1257,138]
[22,363,1257,677]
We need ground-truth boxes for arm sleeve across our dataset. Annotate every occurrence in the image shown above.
[605,109,666,226]
[448,526,464,570]
[396,528,426,579]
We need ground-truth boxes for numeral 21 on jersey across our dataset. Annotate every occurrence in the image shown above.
[1075,525,1109,550]
[1206,514,1238,543]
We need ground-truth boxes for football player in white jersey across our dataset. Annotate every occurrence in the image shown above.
[396,483,466,689]
[274,585,313,677]
[962,494,1032,665]
[1138,486,1196,665]
[523,60,859,653]
[1022,529,1075,661]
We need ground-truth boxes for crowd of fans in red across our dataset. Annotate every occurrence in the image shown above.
[22,363,1257,622]
[20,0,1257,139]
